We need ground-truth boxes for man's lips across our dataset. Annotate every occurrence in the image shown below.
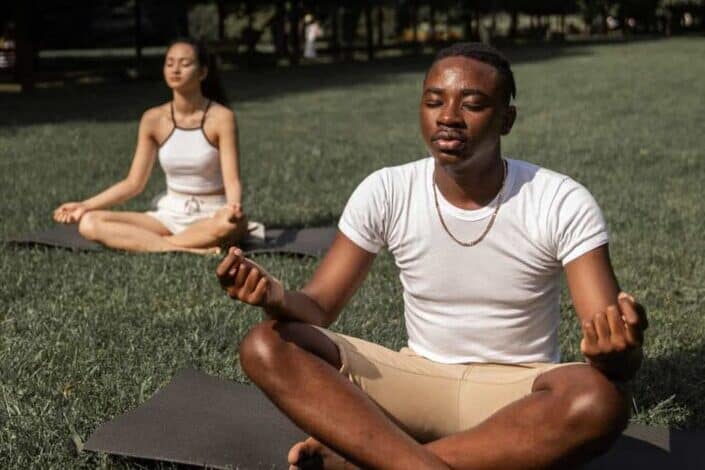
[432,131,466,151]
[432,131,466,142]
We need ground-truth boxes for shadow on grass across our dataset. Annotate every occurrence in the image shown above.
[0,40,625,128]
[633,342,705,430]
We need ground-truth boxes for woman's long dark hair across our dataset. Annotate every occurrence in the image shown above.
[167,38,228,105]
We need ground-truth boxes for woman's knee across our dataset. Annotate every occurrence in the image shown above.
[78,211,105,240]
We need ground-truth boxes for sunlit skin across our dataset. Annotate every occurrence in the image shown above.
[214,55,647,470]
[52,42,246,253]
[420,56,516,210]
[163,43,207,99]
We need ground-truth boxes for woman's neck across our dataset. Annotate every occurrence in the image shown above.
[172,90,206,115]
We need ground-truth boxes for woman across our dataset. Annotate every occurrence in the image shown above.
[54,39,247,254]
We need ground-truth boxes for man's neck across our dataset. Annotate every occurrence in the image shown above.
[433,152,505,210]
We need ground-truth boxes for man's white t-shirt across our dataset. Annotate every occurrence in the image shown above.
[339,157,608,364]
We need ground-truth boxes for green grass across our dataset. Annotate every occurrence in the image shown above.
[1,38,705,468]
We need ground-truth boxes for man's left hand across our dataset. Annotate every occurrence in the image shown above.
[580,292,648,380]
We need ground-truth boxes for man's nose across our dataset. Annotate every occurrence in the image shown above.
[437,102,463,127]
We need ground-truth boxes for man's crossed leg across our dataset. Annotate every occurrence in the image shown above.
[239,320,629,470]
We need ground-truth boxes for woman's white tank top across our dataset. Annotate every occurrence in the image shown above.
[158,101,224,194]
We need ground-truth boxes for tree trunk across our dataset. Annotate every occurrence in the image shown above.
[217,0,225,40]
[463,4,472,40]
[445,6,452,40]
[134,0,143,73]
[365,1,374,60]
[430,2,436,43]
[14,0,36,92]
[509,8,518,38]
[289,0,301,65]
[376,4,384,48]
[561,13,566,35]
[330,2,340,59]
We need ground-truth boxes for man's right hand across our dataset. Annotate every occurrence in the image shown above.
[216,247,284,308]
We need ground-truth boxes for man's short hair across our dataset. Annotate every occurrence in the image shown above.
[431,42,516,106]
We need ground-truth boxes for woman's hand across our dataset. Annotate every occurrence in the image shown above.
[53,202,88,224]
[215,203,249,242]
[216,247,285,308]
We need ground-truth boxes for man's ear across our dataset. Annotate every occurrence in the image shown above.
[501,105,516,135]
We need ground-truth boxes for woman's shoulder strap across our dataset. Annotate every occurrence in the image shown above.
[169,101,177,126]
[200,100,212,127]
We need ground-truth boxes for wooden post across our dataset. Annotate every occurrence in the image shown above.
[365,1,374,60]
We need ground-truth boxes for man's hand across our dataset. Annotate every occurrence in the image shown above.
[53,202,88,224]
[216,247,284,308]
[580,292,648,380]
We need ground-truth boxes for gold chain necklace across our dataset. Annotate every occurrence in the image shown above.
[432,159,507,247]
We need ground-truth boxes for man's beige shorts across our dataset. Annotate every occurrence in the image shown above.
[313,327,583,443]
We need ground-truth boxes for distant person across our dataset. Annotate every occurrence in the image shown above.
[303,14,322,59]
[0,22,16,70]
[217,43,647,469]
[54,39,247,254]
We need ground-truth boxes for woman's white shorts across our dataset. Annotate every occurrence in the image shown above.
[146,190,226,234]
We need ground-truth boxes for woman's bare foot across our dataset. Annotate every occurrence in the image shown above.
[179,245,221,256]
[288,437,356,470]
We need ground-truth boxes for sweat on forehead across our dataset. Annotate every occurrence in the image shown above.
[425,42,516,105]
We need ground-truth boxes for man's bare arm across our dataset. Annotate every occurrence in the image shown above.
[564,245,648,381]
[216,232,376,327]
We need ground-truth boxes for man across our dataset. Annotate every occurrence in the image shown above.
[216,42,647,470]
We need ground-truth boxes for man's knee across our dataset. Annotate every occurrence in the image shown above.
[238,320,283,378]
[238,320,342,380]
[539,365,629,453]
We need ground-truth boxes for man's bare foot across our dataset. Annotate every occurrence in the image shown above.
[288,437,357,470]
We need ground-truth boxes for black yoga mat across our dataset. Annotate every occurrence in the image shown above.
[85,368,705,470]
[84,369,306,469]
[5,224,337,257]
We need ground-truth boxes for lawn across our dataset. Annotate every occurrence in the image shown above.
[1,37,704,468]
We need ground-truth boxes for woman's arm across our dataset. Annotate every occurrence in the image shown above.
[215,108,243,207]
[54,110,160,223]
[82,110,160,209]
